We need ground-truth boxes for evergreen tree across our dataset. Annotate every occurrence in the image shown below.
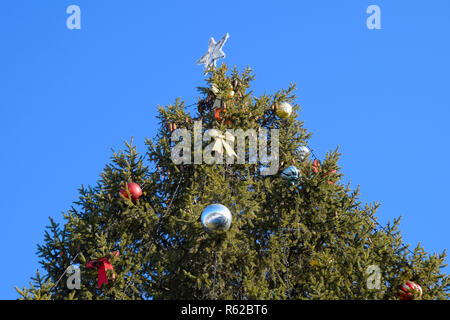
[16,65,449,300]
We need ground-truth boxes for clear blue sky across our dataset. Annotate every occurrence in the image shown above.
[1,0,449,299]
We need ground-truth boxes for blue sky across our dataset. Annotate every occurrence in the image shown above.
[1,0,449,299]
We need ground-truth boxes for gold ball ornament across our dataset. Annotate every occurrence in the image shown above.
[276,102,292,119]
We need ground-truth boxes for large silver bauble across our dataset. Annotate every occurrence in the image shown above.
[201,204,232,234]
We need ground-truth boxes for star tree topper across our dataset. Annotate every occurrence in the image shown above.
[197,33,230,72]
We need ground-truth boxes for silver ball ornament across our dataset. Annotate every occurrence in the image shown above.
[201,204,232,234]
[294,146,310,161]
[281,166,301,185]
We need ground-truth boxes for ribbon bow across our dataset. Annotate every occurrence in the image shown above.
[207,129,237,158]
[86,251,119,289]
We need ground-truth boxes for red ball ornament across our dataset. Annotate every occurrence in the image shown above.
[120,182,142,202]
[398,281,422,300]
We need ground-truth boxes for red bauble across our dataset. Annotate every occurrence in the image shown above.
[398,281,422,300]
[120,182,142,202]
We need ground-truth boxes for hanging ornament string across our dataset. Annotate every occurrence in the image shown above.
[308,148,319,162]
[331,223,364,297]
[305,145,417,261]
[46,180,147,295]
[277,226,350,298]
[364,215,418,279]
[261,227,306,299]
[45,90,418,297]
[46,169,182,297]
[121,173,185,299]
[308,149,418,291]
[47,207,126,294]
[48,251,81,292]
[211,250,218,299]
[47,219,129,295]
[281,229,291,299]
[45,181,144,293]
[47,64,207,294]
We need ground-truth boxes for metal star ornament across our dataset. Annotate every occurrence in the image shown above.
[197,33,229,72]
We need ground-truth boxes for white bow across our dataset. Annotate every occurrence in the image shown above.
[207,129,237,158]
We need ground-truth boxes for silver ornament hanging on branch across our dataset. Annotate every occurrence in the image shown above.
[281,166,301,185]
[294,146,310,161]
[201,204,232,234]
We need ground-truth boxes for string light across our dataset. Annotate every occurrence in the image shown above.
[44,98,418,298]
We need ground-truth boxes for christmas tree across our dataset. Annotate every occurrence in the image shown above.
[16,64,449,300]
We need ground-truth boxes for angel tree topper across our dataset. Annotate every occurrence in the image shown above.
[197,33,229,72]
